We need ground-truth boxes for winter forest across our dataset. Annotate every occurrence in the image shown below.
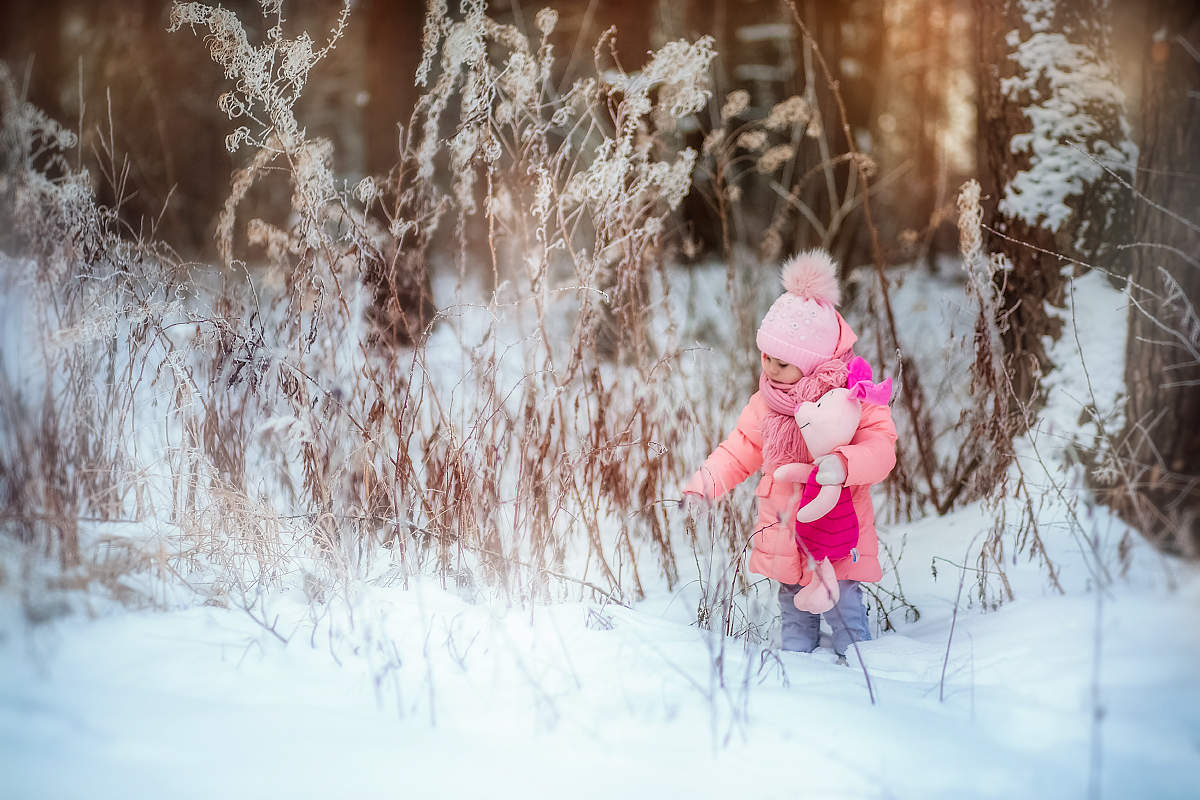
[0,0,1197,797]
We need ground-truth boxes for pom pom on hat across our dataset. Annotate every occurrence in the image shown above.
[780,249,841,306]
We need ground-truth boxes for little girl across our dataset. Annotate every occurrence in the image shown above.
[682,250,897,658]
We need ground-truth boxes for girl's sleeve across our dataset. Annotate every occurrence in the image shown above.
[832,402,898,487]
[683,399,764,500]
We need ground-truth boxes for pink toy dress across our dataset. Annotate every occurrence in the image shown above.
[794,479,858,562]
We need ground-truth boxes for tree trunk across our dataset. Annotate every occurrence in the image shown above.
[977,0,1135,412]
[363,0,422,176]
[1118,4,1200,554]
[793,0,880,268]
[0,0,67,121]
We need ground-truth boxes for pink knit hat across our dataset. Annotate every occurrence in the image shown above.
[756,249,843,375]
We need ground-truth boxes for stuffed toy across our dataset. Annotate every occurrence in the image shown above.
[773,356,892,613]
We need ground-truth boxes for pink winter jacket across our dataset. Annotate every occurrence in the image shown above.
[683,390,898,586]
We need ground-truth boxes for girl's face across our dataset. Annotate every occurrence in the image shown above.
[761,352,802,384]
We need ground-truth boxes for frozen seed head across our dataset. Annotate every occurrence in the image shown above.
[806,112,823,139]
[736,130,767,151]
[756,144,793,173]
[956,179,983,265]
[535,7,558,36]
[701,129,725,155]
[721,89,750,121]
[851,152,877,178]
[279,32,316,92]
[416,0,448,87]
[354,177,378,204]
[764,95,810,131]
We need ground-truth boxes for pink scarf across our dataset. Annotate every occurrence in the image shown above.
[759,353,852,470]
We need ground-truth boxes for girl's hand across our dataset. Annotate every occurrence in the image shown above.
[678,492,710,513]
[813,454,847,485]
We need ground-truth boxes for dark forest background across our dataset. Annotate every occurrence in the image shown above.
[3,0,995,265]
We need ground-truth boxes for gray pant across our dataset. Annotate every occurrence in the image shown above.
[778,579,870,656]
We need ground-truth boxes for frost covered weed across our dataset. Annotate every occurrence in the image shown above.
[0,6,901,718]
[957,180,1018,495]
[1,0,752,641]
[0,62,181,587]
[1,3,976,709]
[950,178,1152,606]
[168,0,354,269]
[951,180,1052,605]
[4,1,1147,730]
[691,88,819,359]
[689,22,882,377]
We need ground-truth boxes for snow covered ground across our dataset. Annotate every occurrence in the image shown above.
[2,263,1198,799]
[2,513,1197,799]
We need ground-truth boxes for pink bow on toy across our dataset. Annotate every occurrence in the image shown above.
[846,356,893,406]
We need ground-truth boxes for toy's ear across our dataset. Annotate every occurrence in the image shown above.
[846,356,873,388]
[846,357,893,405]
[850,376,893,406]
